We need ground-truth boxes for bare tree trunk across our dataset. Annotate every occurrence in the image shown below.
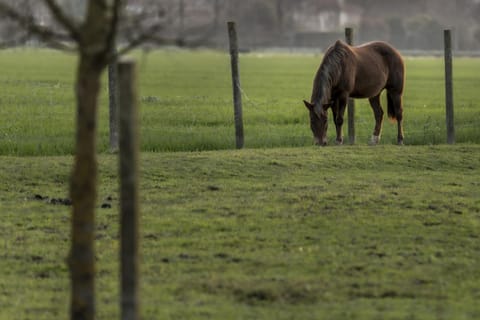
[68,1,119,318]
[69,56,103,320]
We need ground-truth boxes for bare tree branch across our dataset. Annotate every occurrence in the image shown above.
[114,4,167,56]
[43,0,81,41]
[117,23,167,57]
[0,0,173,54]
[0,1,76,50]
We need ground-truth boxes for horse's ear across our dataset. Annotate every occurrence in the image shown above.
[303,100,314,111]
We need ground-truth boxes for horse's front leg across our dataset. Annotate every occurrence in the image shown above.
[332,96,347,145]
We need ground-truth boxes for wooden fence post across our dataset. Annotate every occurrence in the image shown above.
[444,29,455,144]
[345,27,355,145]
[118,59,140,320]
[108,52,119,152]
[227,21,245,149]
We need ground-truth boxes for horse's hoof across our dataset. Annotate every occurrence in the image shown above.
[369,135,380,146]
[335,138,344,145]
[397,139,404,146]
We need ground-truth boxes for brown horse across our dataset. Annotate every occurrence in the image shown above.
[303,40,405,145]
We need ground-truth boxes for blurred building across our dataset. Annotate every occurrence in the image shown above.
[151,0,480,50]
[1,0,479,51]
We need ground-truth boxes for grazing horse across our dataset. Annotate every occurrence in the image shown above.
[303,40,405,145]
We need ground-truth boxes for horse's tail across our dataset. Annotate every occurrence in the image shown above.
[387,91,402,122]
[387,92,396,121]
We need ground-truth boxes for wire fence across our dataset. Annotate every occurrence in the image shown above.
[1,40,480,155]
[1,85,478,155]
[137,85,480,151]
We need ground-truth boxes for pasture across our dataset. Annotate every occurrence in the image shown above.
[1,146,480,319]
[0,49,479,154]
[1,49,480,319]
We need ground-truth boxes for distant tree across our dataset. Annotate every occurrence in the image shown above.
[405,14,443,50]
[387,17,407,49]
[0,1,163,319]
[0,0,33,46]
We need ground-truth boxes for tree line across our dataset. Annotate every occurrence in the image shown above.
[2,0,480,50]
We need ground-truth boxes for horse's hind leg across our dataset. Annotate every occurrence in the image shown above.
[387,91,404,145]
[368,94,384,145]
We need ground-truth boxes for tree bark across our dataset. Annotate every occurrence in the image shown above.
[67,0,120,318]
[69,55,103,320]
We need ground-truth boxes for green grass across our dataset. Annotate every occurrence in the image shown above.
[0,49,479,155]
[1,145,480,319]
[1,49,480,319]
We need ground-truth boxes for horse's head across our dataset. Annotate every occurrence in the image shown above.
[303,100,329,146]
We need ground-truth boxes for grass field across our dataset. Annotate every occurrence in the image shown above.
[1,145,480,319]
[0,49,479,155]
[1,49,480,319]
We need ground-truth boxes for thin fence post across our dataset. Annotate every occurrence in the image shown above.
[444,29,455,144]
[108,51,119,152]
[345,27,355,145]
[118,59,140,320]
[227,21,244,149]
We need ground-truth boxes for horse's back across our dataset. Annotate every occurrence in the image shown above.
[353,41,404,93]
[354,41,403,69]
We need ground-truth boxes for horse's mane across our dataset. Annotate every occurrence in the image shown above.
[311,40,351,105]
